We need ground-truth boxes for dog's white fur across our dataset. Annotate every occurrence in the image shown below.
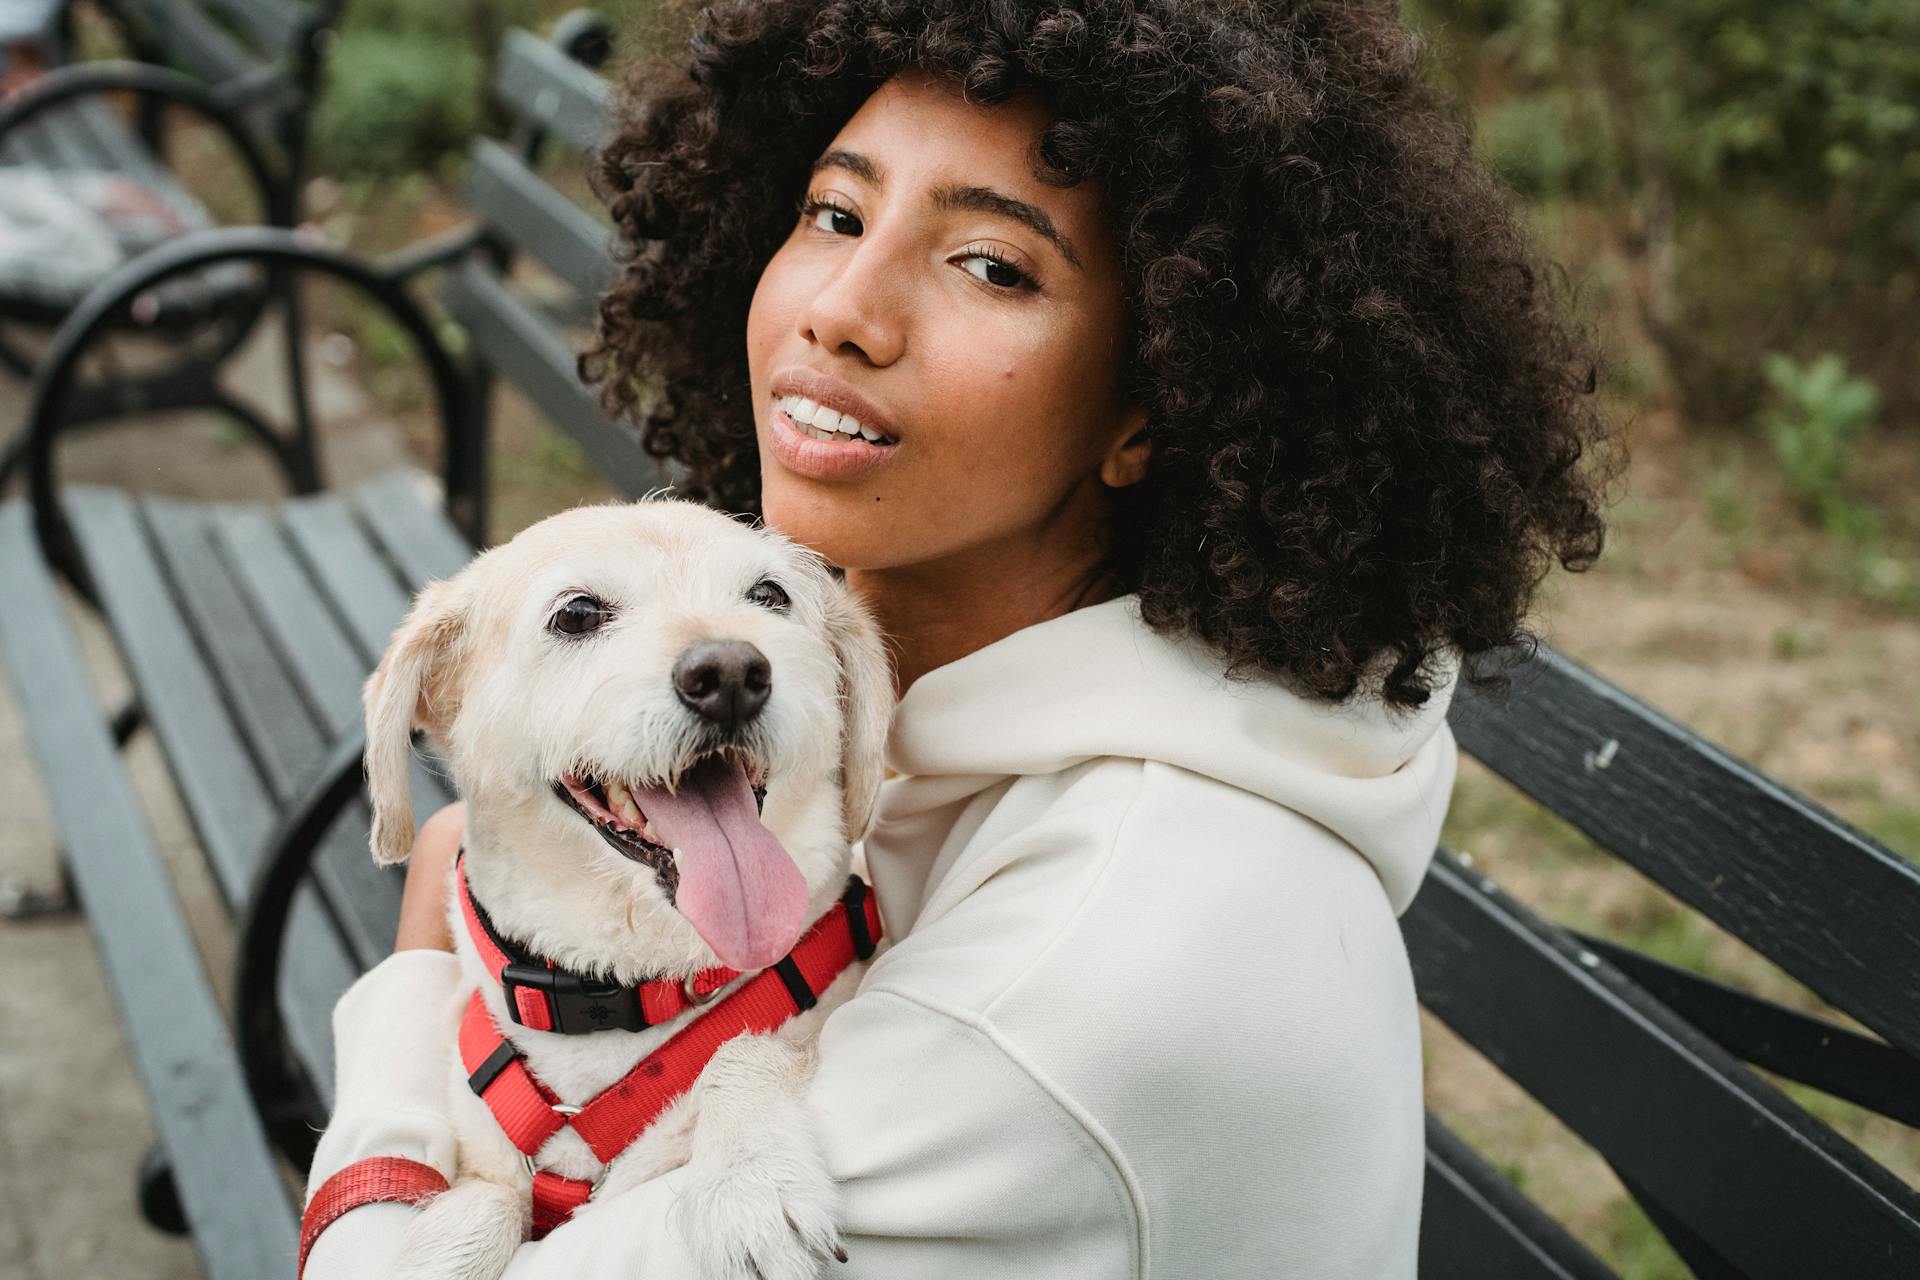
[359,499,893,1280]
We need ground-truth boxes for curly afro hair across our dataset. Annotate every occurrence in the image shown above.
[583,0,1623,711]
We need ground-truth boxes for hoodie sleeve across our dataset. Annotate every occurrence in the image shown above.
[302,954,1138,1279]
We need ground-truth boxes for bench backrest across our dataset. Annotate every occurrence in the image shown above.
[1412,644,1920,1277]
[93,0,336,154]
[101,0,332,81]
[440,26,665,496]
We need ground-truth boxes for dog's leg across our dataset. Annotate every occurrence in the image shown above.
[393,1178,531,1280]
[589,1086,701,1206]
[672,1033,845,1280]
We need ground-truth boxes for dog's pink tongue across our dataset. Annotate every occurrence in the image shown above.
[636,755,806,971]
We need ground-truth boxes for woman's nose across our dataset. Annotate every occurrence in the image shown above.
[796,237,907,366]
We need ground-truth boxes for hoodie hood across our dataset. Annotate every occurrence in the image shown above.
[874,595,1459,915]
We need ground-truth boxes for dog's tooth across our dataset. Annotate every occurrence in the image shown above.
[642,819,660,843]
[605,778,630,809]
[619,796,644,829]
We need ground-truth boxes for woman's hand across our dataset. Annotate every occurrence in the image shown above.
[394,801,465,951]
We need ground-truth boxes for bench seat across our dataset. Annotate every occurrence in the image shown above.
[0,472,472,1273]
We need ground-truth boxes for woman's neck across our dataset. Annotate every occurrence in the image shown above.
[847,535,1117,697]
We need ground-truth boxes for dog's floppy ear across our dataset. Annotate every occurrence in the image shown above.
[824,583,894,844]
[362,577,467,866]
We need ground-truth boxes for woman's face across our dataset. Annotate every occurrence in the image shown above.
[746,70,1148,582]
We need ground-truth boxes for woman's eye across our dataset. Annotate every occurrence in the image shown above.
[802,197,860,236]
[746,579,791,613]
[549,595,611,636]
[959,250,1036,291]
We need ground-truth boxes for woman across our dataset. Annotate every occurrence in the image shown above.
[304,0,1617,1274]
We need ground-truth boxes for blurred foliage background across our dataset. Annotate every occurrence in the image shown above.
[195,0,1920,1274]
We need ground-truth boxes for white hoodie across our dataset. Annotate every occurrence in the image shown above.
[305,595,1460,1279]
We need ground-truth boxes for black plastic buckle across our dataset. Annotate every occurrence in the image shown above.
[501,964,646,1035]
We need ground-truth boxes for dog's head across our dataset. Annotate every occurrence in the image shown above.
[362,499,892,974]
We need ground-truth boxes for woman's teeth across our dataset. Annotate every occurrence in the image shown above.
[776,394,893,445]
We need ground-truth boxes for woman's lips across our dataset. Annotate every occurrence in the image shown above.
[766,404,900,481]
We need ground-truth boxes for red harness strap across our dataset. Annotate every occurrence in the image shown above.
[461,877,882,1238]
[457,853,739,1033]
[298,1156,448,1277]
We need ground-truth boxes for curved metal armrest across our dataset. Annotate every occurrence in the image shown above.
[0,60,286,223]
[550,9,614,69]
[232,728,368,1170]
[26,226,481,580]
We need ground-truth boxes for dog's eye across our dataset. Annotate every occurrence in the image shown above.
[549,595,611,636]
[746,579,791,613]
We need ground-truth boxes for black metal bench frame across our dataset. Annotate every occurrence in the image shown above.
[0,0,345,492]
[5,11,1919,1276]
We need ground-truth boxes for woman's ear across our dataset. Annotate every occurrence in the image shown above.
[1099,404,1153,488]
[362,577,467,866]
[823,583,896,845]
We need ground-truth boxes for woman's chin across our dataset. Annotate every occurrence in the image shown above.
[759,480,891,572]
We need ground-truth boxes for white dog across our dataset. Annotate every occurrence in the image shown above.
[357,498,893,1280]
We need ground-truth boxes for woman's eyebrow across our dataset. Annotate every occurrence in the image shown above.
[811,148,1083,270]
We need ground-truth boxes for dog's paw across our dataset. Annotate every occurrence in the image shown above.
[671,1034,844,1280]
[672,1151,845,1280]
[393,1178,530,1280]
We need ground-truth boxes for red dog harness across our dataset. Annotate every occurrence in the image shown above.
[297,867,882,1273]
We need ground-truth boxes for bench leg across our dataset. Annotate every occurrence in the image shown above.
[138,1142,189,1235]
[112,695,144,746]
[0,860,79,920]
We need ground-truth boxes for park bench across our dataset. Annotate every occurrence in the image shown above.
[0,0,345,489]
[4,13,1919,1277]
[0,16,653,1277]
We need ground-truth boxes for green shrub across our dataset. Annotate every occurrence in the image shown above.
[1407,0,1920,418]
[1477,90,1619,200]
[312,32,484,178]
[1756,352,1879,531]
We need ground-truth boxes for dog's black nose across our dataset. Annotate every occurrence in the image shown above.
[673,640,772,730]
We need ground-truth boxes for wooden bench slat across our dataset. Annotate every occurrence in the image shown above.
[65,487,278,899]
[26,100,109,172]
[1407,847,1920,1278]
[65,486,360,1101]
[0,502,297,1278]
[198,0,311,65]
[282,491,415,660]
[1421,1114,1618,1280]
[138,498,398,973]
[1572,930,1920,1127]
[212,504,368,735]
[1448,644,1920,1061]
[66,98,216,232]
[349,472,477,589]
[493,27,609,154]
[214,501,435,967]
[468,137,614,297]
[144,497,326,797]
[442,260,662,496]
[123,0,261,84]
